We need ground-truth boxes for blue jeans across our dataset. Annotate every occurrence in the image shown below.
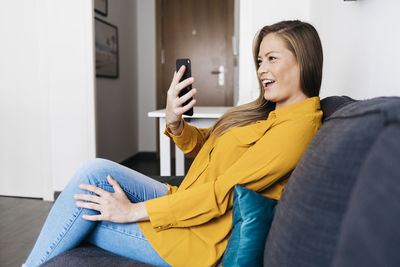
[24,158,171,267]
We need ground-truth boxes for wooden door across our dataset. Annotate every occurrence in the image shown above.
[156,0,234,109]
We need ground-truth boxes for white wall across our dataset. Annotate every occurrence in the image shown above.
[310,0,400,99]
[0,1,47,199]
[46,1,97,193]
[136,0,157,152]
[95,0,139,162]
[0,0,96,199]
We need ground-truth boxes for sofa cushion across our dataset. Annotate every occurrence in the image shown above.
[221,185,277,266]
[264,97,400,267]
[333,121,400,267]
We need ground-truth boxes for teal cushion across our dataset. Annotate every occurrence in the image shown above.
[222,185,277,266]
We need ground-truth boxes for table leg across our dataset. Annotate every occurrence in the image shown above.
[159,118,171,176]
[175,145,185,176]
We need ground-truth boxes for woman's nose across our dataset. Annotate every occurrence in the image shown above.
[257,62,268,75]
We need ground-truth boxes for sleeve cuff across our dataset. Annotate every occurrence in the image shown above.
[164,120,194,148]
[146,195,177,232]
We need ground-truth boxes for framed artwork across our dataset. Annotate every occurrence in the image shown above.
[94,0,108,16]
[95,18,119,78]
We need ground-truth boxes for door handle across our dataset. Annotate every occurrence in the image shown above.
[211,65,225,86]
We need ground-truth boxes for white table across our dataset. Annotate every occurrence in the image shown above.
[148,106,232,176]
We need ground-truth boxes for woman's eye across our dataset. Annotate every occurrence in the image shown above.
[268,56,277,61]
[257,59,262,66]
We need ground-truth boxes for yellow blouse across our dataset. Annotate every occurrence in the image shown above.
[138,97,322,267]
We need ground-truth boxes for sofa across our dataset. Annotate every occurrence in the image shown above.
[42,96,400,267]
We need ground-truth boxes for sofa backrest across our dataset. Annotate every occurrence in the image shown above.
[264,96,400,267]
[320,95,355,121]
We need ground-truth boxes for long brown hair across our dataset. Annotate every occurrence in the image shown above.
[206,20,323,139]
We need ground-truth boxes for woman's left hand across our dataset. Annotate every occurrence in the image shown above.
[74,175,149,223]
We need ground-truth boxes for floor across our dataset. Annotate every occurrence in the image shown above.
[0,153,188,267]
[0,196,53,267]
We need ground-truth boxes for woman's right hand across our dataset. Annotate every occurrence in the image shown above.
[165,65,197,136]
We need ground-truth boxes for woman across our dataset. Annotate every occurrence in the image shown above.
[24,20,323,267]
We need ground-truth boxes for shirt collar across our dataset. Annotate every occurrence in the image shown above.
[268,96,321,119]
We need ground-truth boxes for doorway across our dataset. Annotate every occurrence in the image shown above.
[156,0,235,109]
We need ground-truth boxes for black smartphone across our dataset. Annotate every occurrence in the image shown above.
[176,58,194,116]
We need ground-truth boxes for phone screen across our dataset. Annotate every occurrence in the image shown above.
[176,58,194,116]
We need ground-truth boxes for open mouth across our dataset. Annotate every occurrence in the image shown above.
[262,79,275,88]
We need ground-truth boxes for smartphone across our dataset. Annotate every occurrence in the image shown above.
[176,58,194,116]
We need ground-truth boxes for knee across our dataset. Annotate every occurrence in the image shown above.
[72,158,114,185]
[79,158,111,171]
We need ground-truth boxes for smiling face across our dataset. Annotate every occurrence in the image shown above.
[257,33,307,109]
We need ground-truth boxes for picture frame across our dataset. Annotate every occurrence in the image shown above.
[95,18,119,79]
[94,0,108,16]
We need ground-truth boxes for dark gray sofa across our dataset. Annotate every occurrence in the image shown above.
[42,96,400,267]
